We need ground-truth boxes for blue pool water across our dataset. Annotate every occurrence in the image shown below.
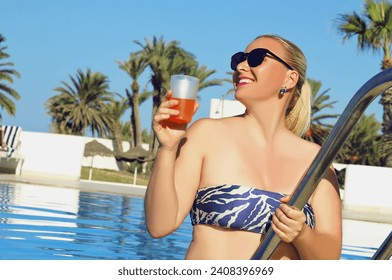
[0,182,376,260]
[0,182,192,260]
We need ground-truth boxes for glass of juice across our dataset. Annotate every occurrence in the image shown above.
[169,74,199,124]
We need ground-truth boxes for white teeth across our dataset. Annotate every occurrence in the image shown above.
[239,78,253,84]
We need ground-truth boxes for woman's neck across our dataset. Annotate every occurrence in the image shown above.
[241,100,288,144]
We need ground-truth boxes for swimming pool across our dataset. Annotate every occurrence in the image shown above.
[0,182,385,260]
[0,182,192,259]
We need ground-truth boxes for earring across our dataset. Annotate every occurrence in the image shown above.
[279,86,287,95]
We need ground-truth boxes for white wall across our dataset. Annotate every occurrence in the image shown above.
[15,131,149,180]
[210,98,245,119]
[343,164,392,213]
[81,137,149,171]
[81,136,130,170]
[19,131,85,180]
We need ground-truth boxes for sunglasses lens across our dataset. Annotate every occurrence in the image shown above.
[231,48,292,71]
[248,49,266,68]
[231,52,245,70]
[230,49,268,70]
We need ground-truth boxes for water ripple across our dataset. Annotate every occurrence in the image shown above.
[0,183,192,259]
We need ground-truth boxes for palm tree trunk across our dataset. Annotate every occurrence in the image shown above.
[149,88,161,155]
[149,105,160,155]
[126,89,135,149]
[128,81,143,148]
[133,90,143,148]
[380,89,392,167]
[129,123,135,149]
[112,123,127,171]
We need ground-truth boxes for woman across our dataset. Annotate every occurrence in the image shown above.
[145,34,342,260]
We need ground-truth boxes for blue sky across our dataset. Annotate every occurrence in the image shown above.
[0,0,385,134]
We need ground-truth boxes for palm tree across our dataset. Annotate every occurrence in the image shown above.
[336,114,382,166]
[186,64,223,93]
[135,36,183,153]
[304,79,340,145]
[335,0,392,166]
[135,36,196,109]
[223,71,236,96]
[107,97,129,171]
[118,53,149,148]
[135,36,221,154]
[0,34,20,121]
[46,92,74,134]
[46,68,114,136]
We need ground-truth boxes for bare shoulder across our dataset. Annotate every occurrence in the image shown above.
[294,138,341,201]
[287,135,322,163]
[186,117,237,139]
[295,138,338,183]
[179,118,220,153]
[187,118,219,133]
[298,137,321,154]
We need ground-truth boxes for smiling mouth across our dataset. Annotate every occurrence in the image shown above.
[237,77,254,87]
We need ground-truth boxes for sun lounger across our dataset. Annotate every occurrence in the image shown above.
[0,125,24,174]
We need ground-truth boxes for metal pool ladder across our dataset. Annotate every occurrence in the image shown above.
[251,68,392,260]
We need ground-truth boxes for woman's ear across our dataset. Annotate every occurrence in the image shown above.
[286,70,299,90]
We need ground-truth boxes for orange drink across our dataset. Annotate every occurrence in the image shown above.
[169,75,199,124]
[169,97,196,124]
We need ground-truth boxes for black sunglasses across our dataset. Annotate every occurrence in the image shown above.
[231,48,294,71]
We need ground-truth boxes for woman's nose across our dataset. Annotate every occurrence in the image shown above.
[236,58,249,72]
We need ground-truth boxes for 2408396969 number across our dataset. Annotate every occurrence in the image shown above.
[210,266,274,276]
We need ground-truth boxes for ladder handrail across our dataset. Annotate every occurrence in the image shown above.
[251,68,392,260]
[372,231,392,260]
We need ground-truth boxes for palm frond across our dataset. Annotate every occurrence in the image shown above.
[0,34,20,118]
[47,68,114,136]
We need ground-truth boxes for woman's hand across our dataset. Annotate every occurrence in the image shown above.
[152,91,199,150]
[271,195,307,243]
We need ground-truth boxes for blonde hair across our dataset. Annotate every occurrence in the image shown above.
[256,34,311,137]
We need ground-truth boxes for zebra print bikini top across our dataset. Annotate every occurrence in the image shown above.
[190,184,315,234]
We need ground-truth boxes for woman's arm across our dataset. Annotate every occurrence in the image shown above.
[294,167,342,259]
[272,167,342,259]
[144,97,206,238]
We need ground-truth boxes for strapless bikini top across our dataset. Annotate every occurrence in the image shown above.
[190,184,315,234]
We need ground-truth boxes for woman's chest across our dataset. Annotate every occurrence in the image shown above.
[200,139,311,193]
